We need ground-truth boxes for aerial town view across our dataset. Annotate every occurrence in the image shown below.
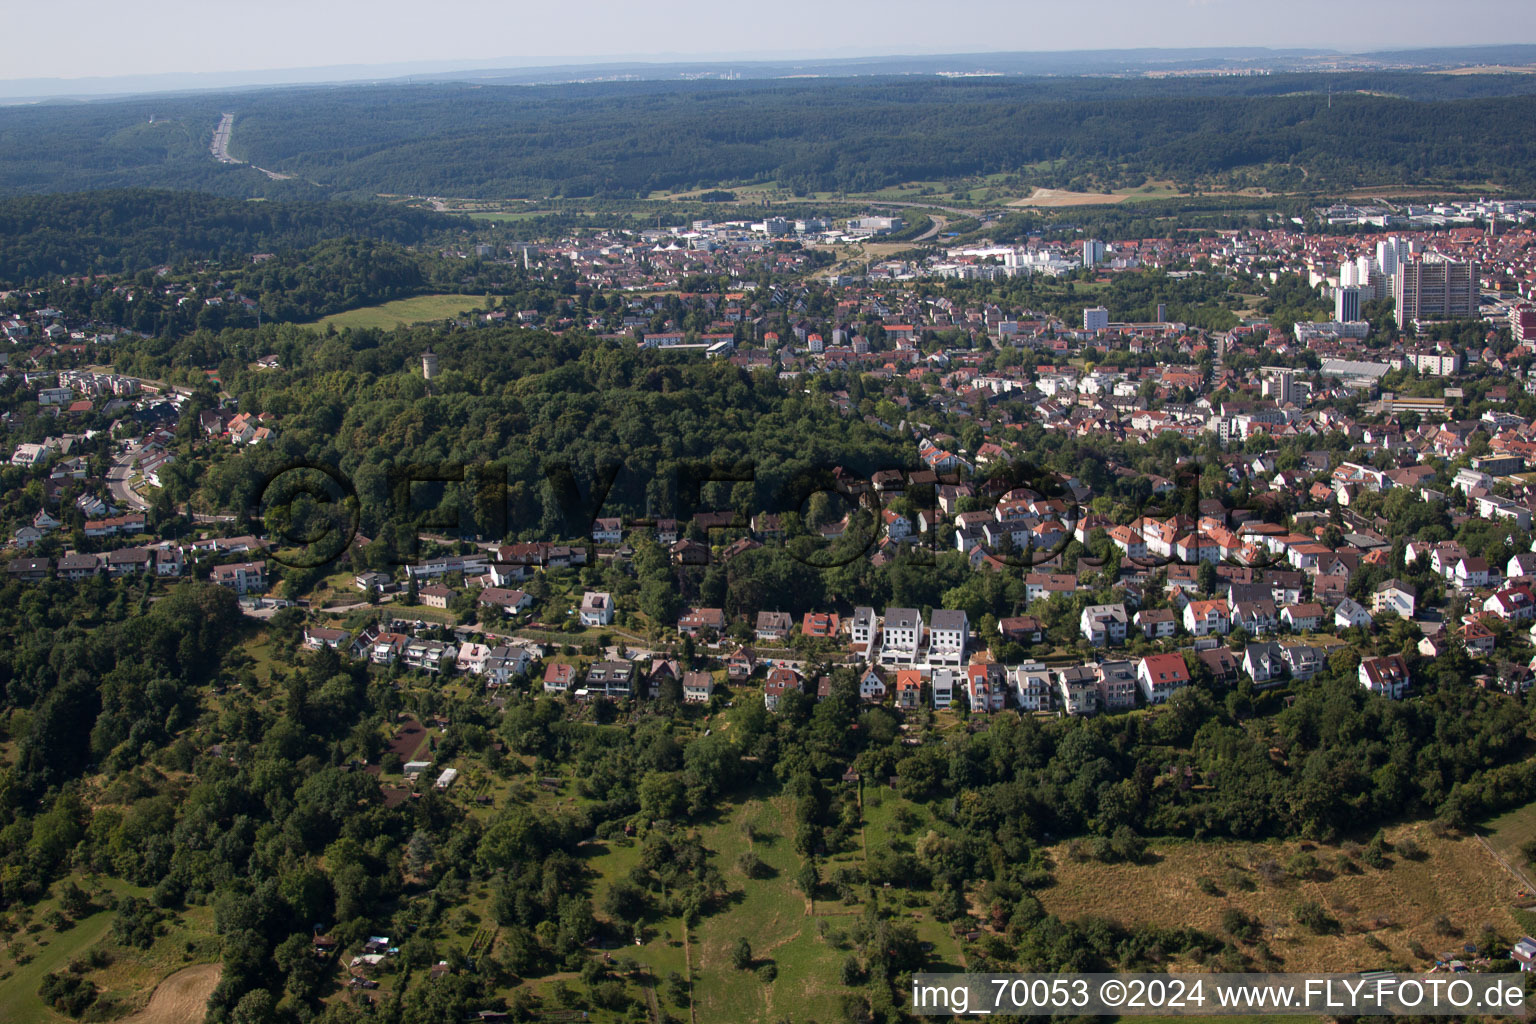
[5,2,1536,1022]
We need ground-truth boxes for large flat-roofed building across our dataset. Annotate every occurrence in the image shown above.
[1395,255,1477,326]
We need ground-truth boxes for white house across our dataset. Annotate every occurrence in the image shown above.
[926,609,968,667]
[1136,653,1190,705]
[859,667,887,702]
[1182,599,1230,637]
[1241,642,1286,685]
[850,606,878,659]
[1079,603,1128,647]
[879,607,923,665]
[579,591,614,627]
[682,670,715,704]
[930,667,957,709]
[1453,557,1492,591]
[1055,665,1098,715]
[1359,653,1410,699]
[1334,598,1374,630]
[485,645,534,686]
[1009,662,1053,711]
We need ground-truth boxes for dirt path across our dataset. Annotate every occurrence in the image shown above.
[1476,833,1536,892]
[122,963,220,1024]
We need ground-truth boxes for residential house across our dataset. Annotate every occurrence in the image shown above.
[927,610,968,667]
[726,646,757,680]
[1197,646,1240,686]
[670,539,709,566]
[485,646,533,686]
[850,606,878,658]
[1282,602,1325,632]
[1359,653,1411,698]
[584,660,634,698]
[1485,585,1536,623]
[1080,603,1128,647]
[682,671,715,704]
[1280,642,1325,680]
[211,560,267,595]
[481,588,534,615]
[455,643,492,675]
[764,667,802,712]
[879,607,923,665]
[1055,665,1099,715]
[1096,660,1140,711]
[365,632,409,667]
[965,663,1006,713]
[543,662,577,693]
[1137,653,1191,704]
[998,615,1043,644]
[678,607,726,637]
[859,667,887,702]
[755,611,794,643]
[1334,598,1374,631]
[579,591,614,627]
[1025,572,1077,603]
[153,546,183,577]
[55,552,101,580]
[591,517,623,545]
[1183,599,1230,637]
[801,612,841,640]
[106,548,151,577]
[1510,935,1536,972]
[1133,607,1178,639]
[1242,641,1286,686]
[1009,662,1053,711]
[930,668,958,709]
[1461,619,1498,656]
[303,626,350,650]
[401,639,456,674]
[895,669,924,709]
[1230,599,1279,635]
[1313,574,1351,606]
[356,571,393,594]
[1454,556,1492,591]
[418,584,454,609]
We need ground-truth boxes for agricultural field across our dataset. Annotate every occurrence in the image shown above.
[315,294,482,331]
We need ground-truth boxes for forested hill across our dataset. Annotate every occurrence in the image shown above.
[6,73,1536,200]
[0,190,462,285]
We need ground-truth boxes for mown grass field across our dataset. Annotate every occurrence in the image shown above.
[1037,822,1523,973]
[316,294,481,331]
[0,876,219,1024]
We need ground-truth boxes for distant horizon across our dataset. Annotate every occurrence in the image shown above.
[3,39,1536,102]
[6,0,1536,94]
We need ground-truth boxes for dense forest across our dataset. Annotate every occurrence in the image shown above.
[6,74,1536,200]
[0,191,463,285]
[108,322,914,545]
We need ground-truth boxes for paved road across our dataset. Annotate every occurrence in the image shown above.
[863,199,981,217]
[107,451,151,512]
[912,214,948,242]
[210,113,238,164]
[209,113,293,180]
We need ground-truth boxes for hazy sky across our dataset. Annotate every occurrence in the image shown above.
[9,0,1536,82]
